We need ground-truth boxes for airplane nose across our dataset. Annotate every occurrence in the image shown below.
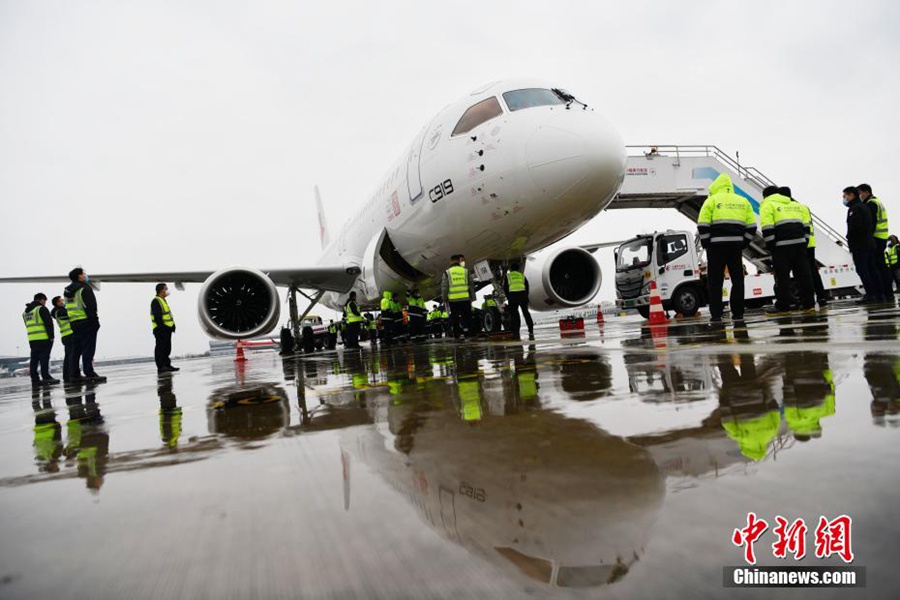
[525,113,625,210]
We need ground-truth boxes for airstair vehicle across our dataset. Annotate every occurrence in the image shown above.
[609,146,862,315]
[611,145,851,271]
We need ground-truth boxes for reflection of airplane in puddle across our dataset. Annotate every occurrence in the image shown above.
[339,356,665,589]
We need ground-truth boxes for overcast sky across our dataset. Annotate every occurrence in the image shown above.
[1,0,898,360]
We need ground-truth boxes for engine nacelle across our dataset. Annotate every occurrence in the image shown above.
[524,247,602,311]
[198,267,280,340]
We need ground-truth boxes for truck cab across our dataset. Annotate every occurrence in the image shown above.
[615,230,705,317]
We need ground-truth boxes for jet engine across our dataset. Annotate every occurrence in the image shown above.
[525,247,602,311]
[198,267,280,339]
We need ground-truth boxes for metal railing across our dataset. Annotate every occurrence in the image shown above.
[627,145,848,247]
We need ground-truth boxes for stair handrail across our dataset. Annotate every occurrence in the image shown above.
[627,145,848,247]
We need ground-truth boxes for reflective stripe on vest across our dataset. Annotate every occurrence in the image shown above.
[65,288,88,323]
[507,271,526,293]
[151,296,175,330]
[23,306,50,341]
[871,197,889,239]
[55,312,73,338]
[344,302,363,323]
[885,245,899,268]
[446,266,469,301]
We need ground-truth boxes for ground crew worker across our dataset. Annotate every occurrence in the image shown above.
[343,292,363,349]
[886,235,900,292]
[64,267,106,383]
[380,290,396,346]
[406,287,427,341]
[843,186,886,303]
[481,295,495,310]
[364,313,377,346]
[859,183,893,296]
[51,296,74,382]
[23,293,59,386]
[760,186,815,314]
[697,174,757,323]
[441,254,475,339]
[326,320,338,349]
[151,283,179,374]
[794,195,828,307]
[427,303,443,338]
[504,262,534,340]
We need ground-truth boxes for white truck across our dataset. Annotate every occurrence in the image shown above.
[614,230,863,317]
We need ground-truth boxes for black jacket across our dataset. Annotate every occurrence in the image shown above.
[64,281,99,322]
[847,199,875,251]
[24,301,54,340]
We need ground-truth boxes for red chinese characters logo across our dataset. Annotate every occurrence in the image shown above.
[814,515,854,563]
[732,512,769,565]
[772,516,807,560]
[732,513,854,564]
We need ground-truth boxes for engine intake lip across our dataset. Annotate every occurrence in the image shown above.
[199,268,280,339]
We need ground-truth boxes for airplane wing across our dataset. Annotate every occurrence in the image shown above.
[0,265,361,293]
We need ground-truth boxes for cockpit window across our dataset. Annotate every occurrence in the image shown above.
[502,88,566,111]
[451,97,503,136]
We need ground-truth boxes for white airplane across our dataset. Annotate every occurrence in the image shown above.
[1,78,626,340]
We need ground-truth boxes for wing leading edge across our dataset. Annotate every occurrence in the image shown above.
[0,265,361,293]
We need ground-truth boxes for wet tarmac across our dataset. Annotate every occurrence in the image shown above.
[1,300,899,599]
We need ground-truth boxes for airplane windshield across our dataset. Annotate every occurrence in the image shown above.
[451,96,503,136]
[503,88,566,111]
[616,238,652,272]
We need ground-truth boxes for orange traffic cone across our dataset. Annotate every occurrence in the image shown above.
[596,308,605,324]
[648,281,668,325]
[234,340,248,362]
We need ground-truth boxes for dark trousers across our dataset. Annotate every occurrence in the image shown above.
[408,309,426,339]
[772,245,815,311]
[61,336,74,381]
[448,301,472,338]
[874,238,894,295]
[707,246,745,319]
[507,292,534,335]
[892,268,900,293]
[71,321,99,377]
[154,327,173,370]
[29,339,53,381]
[380,315,394,345]
[807,247,827,302]
[345,321,360,348]
[852,248,885,299]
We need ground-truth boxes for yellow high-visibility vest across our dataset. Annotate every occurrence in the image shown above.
[151,296,175,330]
[446,265,469,301]
[23,306,50,341]
[507,270,526,292]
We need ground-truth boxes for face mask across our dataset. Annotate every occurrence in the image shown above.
[842,199,850,207]
[84,274,90,283]
[460,261,466,268]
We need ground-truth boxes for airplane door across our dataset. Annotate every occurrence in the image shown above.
[407,126,427,204]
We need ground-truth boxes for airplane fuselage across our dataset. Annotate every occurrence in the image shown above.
[317,79,626,310]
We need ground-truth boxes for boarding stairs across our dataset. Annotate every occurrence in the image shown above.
[611,145,850,272]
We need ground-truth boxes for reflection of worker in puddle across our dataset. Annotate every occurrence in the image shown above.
[455,348,484,423]
[65,383,109,491]
[158,375,182,449]
[865,352,900,427]
[716,352,780,461]
[341,379,666,589]
[32,386,62,473]
[781,352,835,441]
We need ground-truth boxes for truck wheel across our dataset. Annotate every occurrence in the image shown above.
[483,307,502,332]
[672,286,700,316]
[637,306,650,319]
